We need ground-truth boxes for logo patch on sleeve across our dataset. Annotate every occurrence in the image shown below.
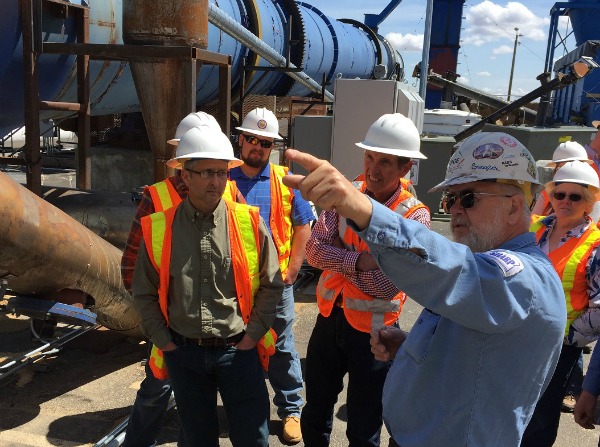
[480,250,524,277]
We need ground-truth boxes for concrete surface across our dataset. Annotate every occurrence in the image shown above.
[1,213,600,446]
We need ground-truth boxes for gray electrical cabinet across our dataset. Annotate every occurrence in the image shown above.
[289,116,333,176]
[330,79,424,181]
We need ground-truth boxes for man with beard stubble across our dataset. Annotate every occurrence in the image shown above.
[229,107,315,444]
[281,131,566,447]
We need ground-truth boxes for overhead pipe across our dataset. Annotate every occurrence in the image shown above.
[0,1,404,135]
[208,3,334,101]
[427,73,537,121]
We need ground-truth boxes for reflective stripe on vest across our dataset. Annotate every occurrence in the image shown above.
[529,215,545,233]
[269,164,294,279]
[147,179,182,212]
[531,216,600,335]
[140,199,277,377]
[318,182,426,333]
[223,179,243,203]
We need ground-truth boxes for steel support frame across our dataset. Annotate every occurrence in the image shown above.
[22,1,232,193]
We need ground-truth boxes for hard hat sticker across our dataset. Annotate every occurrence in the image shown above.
[257,119,268,129]
[473,143,504,159]
[499,136,518,147]
[526,161,537,179]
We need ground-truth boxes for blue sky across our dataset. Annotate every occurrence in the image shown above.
[314,0,578,100]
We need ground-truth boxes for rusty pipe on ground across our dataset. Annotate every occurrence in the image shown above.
[0,172,141,336]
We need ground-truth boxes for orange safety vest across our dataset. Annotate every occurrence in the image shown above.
[147,177,243,211]
[316,183,429,333]
[530,216,600,335]
[140,198,277,379]
[267,164,294,279]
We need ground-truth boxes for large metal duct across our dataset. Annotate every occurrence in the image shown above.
[0,172,141,336]
[0,0,403,136]
[122,0,209,182]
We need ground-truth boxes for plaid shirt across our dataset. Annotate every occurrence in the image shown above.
[306,184,430,300]
[121,174,188,293]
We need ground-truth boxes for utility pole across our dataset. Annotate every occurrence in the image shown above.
[507,27,523,101]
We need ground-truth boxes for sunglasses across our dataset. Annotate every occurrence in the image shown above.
[242,134,274,149]
[186,168,228,179]
[443,190,514,213]
[552,191,583,202]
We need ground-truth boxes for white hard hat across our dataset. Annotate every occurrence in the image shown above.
[167,112,221,146]
[236,107,282,140]
[166,126,243,169]
[547,160,600,191]
[547,141,592,167]
[355,113,427,160]
[430,132,542,191]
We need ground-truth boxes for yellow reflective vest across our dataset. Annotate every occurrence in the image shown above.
[140,198,277,379]
[530,215,600,335]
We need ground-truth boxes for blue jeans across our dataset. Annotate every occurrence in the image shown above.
[565,351,584,396]
[268,284,304,418]
[123,344,178,447]
[521,344,583,447]
[164,338,270,447]
[301,305,392,447]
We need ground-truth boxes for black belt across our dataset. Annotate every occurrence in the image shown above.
[173,331,244,347]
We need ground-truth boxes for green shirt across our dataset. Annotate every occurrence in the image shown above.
[133,198,284,349]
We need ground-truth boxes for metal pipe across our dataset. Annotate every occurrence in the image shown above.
[0,172,141,335]
[454,69,586,142]
[427,73,538,121]
[208,3,334,101]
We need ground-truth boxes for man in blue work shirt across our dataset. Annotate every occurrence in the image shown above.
[282,130,566,447]
[230,107,315,444]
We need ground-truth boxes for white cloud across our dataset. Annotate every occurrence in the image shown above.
[385,32,423,52]
[462,1,549,47]
[477,71,492,77]
[492,45,513,55]
[457,76,470,85]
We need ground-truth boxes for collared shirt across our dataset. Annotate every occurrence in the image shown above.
[121,174,188,293]
[306,183,430,300]
[229,162,316,232]
[132,198,284,349]
[354,199,565,447]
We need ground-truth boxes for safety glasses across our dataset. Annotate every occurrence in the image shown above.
[185,168,228,179]
[552,191,583,202]
[443,190,514,213]
[242,134,274,149]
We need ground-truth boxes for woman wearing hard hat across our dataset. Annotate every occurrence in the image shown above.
[532,141,598,219]
[523,161,600,446]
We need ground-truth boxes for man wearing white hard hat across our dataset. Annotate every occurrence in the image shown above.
[282,131,565,446]
[523,160,600,446]
[121,112,242,447]
[231,107,315,444]
[301,113,430,446]
[132,125,283,446]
